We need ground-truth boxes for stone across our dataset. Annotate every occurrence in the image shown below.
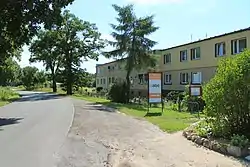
[191,135,197,142]
[245,155,250,161]
[203,139,210,148]
[219,146,228,155]
[182,131,188,138]
[194,137,203,145]
[211,141,220,151]
[227,146,248,157]
[187,135,192,140]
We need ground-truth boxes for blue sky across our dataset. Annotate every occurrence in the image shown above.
[20,0,250,73]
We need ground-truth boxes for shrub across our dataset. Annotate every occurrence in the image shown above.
[0,87,18,101]
[203,50,250,138]
[230,134,249,148]
[96,87,103,92]
[108,82,128,103]
[194,120,213,138]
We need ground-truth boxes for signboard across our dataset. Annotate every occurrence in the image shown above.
[189,85,202,96]
[148,72,162,103]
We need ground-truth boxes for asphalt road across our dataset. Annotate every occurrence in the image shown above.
[0,91,74,167]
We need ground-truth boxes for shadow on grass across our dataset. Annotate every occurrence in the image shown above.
[144,112,162,117]
[0,118,23,127]
[99,101,148,112]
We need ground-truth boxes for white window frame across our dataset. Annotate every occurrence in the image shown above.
[191,72,202,84]
[215,42,225,57]
[180,50,188,62]
[191,47,201,60]
[180,73,188,84]
[232,38,247,54]
[164,53,171,64]
[164,73,172,84]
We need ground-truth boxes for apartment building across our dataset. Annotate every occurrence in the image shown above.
[96,27,250,96]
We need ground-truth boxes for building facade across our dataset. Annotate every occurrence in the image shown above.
[96,27,250,96]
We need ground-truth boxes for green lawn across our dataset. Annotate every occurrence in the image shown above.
[72,94,200,133]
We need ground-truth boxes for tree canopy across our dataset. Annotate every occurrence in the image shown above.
[0,0,74,64]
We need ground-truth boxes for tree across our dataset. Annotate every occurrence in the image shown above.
[104,4,158,103]
[56,10,104,95]
[29,30,62,92]
[203,50,250,138]
[0,0,74,65]
[0,58,22,86]
[36,70,47,88]
[21,66,39,90]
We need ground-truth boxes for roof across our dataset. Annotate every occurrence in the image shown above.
[156,27,250,52]
[96,27,250,67]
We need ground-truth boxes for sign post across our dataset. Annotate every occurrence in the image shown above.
[189,85,202,119]
[147,72,163,114]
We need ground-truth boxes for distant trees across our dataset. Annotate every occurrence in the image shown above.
[21,66,47,90]
[104,4,158,103]
[29,10,104,95]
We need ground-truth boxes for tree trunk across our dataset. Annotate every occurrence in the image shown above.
[66,56,73,95]
[52,75,57,93]
[126,70,131,103]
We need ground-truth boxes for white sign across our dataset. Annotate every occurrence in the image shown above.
[148,73,162,103]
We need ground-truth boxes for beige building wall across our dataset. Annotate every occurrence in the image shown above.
[96,28,250,94]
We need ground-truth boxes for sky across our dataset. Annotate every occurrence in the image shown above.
[19,0,250,73]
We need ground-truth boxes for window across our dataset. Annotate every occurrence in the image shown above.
[215,42,226,57]
[180,73,188,84]
[191,47,201,60]
[163,53,171,64]
[138,74,143,84]
[191,72,202,84]
[112,77,115,83]
[108,77,111,84]
[100,79,103,84]
[97,79,99,85]
[103,78,106,84]
[164,73,172,85]
[180,50,188,62]
[231,38,247,54]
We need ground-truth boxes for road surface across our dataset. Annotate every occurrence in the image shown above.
[56,99,248,167]
[0,91,74,167]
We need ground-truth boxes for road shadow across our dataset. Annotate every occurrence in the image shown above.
[77,103,116,113]
[17,93,66,102]
[0,118,23,127]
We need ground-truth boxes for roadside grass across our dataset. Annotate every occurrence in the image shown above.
[0,87,20,107]
[72,94,200,133]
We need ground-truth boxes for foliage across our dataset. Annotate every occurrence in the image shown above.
[21,66,47,90]
[96,87,103,92]
[230,134,249,148]
[203,50,250,138]
[166,91,183,103]
[194,120,213,138]
[108,82,128,103]
[29,30,62,92]
[0,58,22,86]
[0,0,73,64]
[0,87,19,101]
[45,10,104,95]
[104,4,158,103]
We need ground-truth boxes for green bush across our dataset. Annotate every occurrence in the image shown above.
[194,120,213,138]
[203,49,250,138]
[108,82,128,103]
[0,87,18,101]
[230,134,249,148]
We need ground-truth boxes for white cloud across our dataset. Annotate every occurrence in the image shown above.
[126,0,183,5]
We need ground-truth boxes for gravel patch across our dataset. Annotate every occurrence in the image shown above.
[56,99,248,167]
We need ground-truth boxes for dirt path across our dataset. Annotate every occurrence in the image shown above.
[56,99,248,167]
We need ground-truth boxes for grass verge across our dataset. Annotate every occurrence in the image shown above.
[0,87,20,107]
[72,94,200,133]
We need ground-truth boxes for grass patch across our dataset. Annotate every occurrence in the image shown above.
[72,94,200,133]
[0,87,20,107]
